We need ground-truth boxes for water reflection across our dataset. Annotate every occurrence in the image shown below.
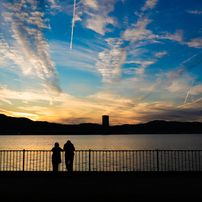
[0,134,202,150]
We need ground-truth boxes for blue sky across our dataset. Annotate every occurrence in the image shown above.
[0,0,202,125]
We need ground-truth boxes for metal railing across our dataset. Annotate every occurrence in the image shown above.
[0,149,201,172]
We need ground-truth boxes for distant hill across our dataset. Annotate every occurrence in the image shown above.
[0,114,202,135]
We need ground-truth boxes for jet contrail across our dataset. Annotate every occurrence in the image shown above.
[178,96,202,109]
[70,0,76,50]
[183,52,202,103]
[184,77,196,104]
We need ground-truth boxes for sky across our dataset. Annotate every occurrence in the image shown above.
[0,0,202,125]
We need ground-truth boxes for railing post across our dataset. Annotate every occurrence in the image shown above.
[157,149,159,172]
[23,149,25,172]
[89,149,91,172]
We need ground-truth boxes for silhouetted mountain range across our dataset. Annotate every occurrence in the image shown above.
[0,114,202,135]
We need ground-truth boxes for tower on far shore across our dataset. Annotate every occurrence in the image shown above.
[102,115,109,134]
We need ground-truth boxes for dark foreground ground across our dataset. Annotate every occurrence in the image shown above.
[0,172,202,202]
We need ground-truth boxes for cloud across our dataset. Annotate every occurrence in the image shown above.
[163,52,202,88]
[132,50,202,103]
[66,0,161,85]
[182,83,202,104]
[95,14,157,83]
[125,60,155,78]
[180,51,202,69]
[96,46,127,83]
[166,78,190,93]
[81,0,117,35]
[139,105,202,122]
[161,30,202,48]
[187,10,202,14]
[155,50,168,58]
[186,37,202,48]
[161,30,184,42]
[188,84,202,95]
[122,18,154,43]
[88,91,136,118]
[141,0,158,11]
[89,92,134,107]
[1,1,61,93]
[86,13,114,35]
[0,83,110,124]
[0,84,63,105]
[82,0,99,10]
[2,2,23,11]
[91,0,201,97]
[47,0,61,10]
[49,40,98,73]
[1,80,202,125]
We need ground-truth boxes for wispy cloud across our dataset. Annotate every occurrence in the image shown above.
[1,0,202,125]
[47,0,61,10]
[1,0,61,93]
[1,80,202,125]
[95,1,159,83]
[161,30,202,48]
[85,12,114,35]
[96,46,126,83]
[161,30,184,43]
[155,50,168,58]
[187,10,202,14]
[141,0,158,11]
[82,0,99,10]
[125,60,155,78]
[82,0,116,35]
[49,40,98,73]
[0,83,110,124]
[186,38,202,48]
[122,18,154,43]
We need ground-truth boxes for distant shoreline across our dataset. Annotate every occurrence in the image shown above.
[1,114,202,135]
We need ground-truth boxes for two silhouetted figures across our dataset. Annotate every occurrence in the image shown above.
[51,140,75,173]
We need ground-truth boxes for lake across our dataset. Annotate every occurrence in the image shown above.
[0,134,202,150]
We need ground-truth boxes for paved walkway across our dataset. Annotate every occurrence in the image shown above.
[0,172,202,201]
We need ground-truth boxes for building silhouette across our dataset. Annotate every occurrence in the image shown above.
[102,115,109,134]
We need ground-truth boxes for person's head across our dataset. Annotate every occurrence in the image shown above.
[55,142,59,147]
[67,140,71,144]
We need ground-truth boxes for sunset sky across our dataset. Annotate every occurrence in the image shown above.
[0,0,202,125]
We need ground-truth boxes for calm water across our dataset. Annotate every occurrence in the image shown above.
[0,134,202,150]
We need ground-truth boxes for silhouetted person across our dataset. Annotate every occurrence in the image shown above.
[63,140,75,172]
[51,142,62,173]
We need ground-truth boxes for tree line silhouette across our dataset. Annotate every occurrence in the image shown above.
[0,114,202,134]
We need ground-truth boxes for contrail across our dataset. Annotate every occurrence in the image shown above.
[135,51,202,104]
[70,0,76,50]
[178,96,202,109]
[184,77,196,104]
[181,51,202,70]
[183,51,202,104]
[184,89,191,104]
